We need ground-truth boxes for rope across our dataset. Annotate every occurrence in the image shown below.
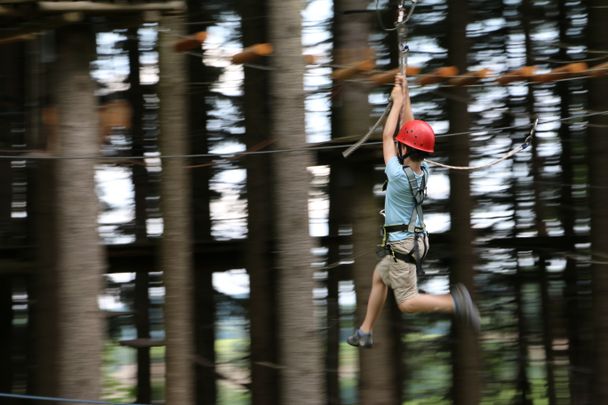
[343,0,417,158]
[0,110,605,164]
[0,392,150,405]
[426,118,538,171]
[342,100,392,157]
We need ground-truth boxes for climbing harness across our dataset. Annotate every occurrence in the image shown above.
[343,0,417,158]
[378,165,429,276]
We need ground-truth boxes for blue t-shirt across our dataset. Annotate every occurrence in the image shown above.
[384,156,429,242]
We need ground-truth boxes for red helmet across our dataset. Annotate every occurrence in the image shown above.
[395,119,435,153]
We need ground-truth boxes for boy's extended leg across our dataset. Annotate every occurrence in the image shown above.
[347,270,387,348]
[360,269,388,333]
[397,284,480,332]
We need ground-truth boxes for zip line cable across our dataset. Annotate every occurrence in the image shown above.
[0,109,607,163]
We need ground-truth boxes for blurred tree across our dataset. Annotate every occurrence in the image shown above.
[333,0,402,403]
[587,0,608,402]
[329,1,370,404]
[53,23,105,403]
[0,41,20,394]
[27,33,60,398]
[159,11,195,405]
[239,0,280,404]
[558,0,592,401]
[0,42,20,243]
[126,26,152,404]
[351,165,404,405]
[269,0,323,404]
[184,1,217,403]
[0,148,10,242]
[0,277,11,392]
[444,0,481,403]
[521,2,557,400]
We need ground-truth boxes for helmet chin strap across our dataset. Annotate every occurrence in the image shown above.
[396,142,409,164]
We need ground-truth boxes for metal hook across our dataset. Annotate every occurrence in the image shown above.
[399,0,418,24]
[522,117,539,149]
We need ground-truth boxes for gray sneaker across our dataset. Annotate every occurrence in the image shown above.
[346,329,373,348]
[452,283,480,332]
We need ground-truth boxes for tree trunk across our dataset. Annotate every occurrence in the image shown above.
[0,43,18,242]
[0,159,10,241]
[159,12,195,405]
[445,0,480,403]
[184,2,216,403]
[514,275,532,404]
[269,0,324,403]
[239,0,279,404]
[588,0,608,402]
[0,277,12,392]
[521,2,558,395]
[556,0,590,396]
[28,110,60,399]
[25,32,60,397]
[53,24,105,403]
[351,166,400,405]
[333,0,402,402]
[126,26,153,405]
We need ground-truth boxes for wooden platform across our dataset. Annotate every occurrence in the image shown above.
[0,233,589,277]
[119,338,165,348]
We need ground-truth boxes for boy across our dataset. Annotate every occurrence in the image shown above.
[347,74,480,348]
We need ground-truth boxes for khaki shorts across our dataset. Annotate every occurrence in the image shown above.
[375,236,429,304]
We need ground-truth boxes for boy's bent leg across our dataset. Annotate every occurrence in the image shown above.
[397,284,480,332]
[398,292,453,314]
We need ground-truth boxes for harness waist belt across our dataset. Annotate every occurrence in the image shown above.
[384,224,425,233]
[377,245,417,264]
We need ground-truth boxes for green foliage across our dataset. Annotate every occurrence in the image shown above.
[102,342,136,403]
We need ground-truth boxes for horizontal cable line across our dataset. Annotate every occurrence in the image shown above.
[0,110,606,162]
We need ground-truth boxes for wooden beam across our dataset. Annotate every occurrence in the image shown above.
[0,33,35,46]
[531,62,588,83]
[496,66,537,85]
[331,58,375,81]
[589,61,608,77]
[368,66,421,86]
[417,66,458,85]
[37,1,185,13]
[449,68,492,86]
[304,54,318,65]
[231,43,273,64]
[119,338,165,348]
[174,31,207,52]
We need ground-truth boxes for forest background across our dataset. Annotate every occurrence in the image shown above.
[0,0,607,404]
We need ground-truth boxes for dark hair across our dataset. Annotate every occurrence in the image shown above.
[403,146,430,162]
[409,148,430,161]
